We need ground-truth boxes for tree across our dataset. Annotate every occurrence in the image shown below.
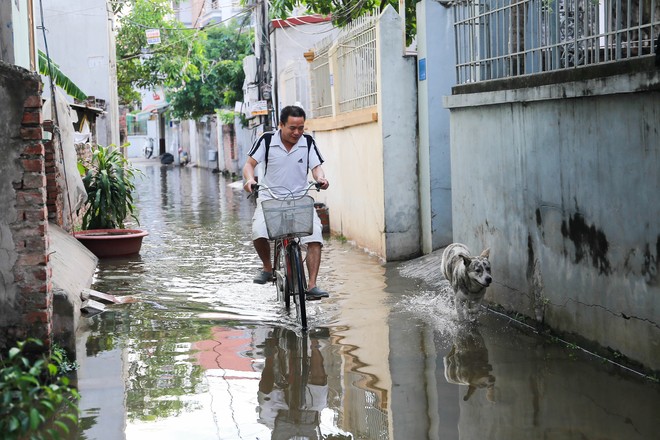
[268,0,417,44]
[38,50,87,101]
[167,19,254,120]
[113,0,206,106]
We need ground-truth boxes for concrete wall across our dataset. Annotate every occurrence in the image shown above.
[308,6,420,261]
[0,62,52,348]
[313,122,386,255]
[416,0,454,253]
[444,67,660,370]
[377,7,420,261]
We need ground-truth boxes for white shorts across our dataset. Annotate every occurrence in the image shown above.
[252,201,324,245]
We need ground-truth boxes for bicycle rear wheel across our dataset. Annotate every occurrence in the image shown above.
[273,240,290,308]
[289,242,307,330]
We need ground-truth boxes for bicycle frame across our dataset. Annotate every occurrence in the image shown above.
[251,182,322,331]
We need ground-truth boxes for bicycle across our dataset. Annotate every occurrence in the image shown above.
[251,182,322,331]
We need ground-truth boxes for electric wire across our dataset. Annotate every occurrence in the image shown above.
[118,6,255,62]
[37,0,76,231]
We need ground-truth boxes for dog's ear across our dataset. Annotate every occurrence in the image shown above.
[480,248,490,259]
[461,255,472,266]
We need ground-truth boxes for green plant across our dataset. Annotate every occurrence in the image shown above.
[78,144,141,230]
[38,50,87,102]
[0,339,80,439]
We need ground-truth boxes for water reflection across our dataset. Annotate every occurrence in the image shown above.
[76,163,660,440]
[443,325,496,403]
[78,164,391,439]
[258,328,331,439]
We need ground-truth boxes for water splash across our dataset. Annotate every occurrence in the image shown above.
[396,289,459,338]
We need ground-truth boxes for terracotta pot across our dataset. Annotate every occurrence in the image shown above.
[74,229,149,258]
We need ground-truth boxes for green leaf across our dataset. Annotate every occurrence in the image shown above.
[54,420,70,434]
[9,416,20,431]
[29,407,42,430]
[8,347,20,359]
[38,50,88,101]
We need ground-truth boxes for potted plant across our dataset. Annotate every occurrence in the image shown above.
[74,145,148,258]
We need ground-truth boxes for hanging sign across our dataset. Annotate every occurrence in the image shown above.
[251,100,269,116]
[146,29,161,45]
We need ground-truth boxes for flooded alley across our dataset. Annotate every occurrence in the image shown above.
[75,162,660,440]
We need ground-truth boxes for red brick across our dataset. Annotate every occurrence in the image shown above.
[24,95,43,109]
[32,294,52,309]
[22,158,44,173]
[18,254,48,266]
[32,267,49,281]
[16,189,46,207]
[22,110,43,125]
[23,173,47,189]
[25,311,48,324]
[24,236,48,250]
[23,143,45,155]
[20,127,43,140]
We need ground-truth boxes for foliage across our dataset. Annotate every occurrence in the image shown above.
[37,50,88,101]
[113,0,206,107]
[78,145,141,230]
[167,19,254,119]
[268,0,417,45]
[0,339,79,440]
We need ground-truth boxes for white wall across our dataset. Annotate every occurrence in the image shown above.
[37,0,119,146]
[313,122,386,256]
[270,19,338,116]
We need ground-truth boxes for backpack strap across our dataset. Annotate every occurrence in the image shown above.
[262,132,274,176]
[303,133,314,171]
[263,132,315,176]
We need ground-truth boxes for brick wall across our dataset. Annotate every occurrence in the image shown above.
[0,63,52,349]
[13,80,52,345]
[43,120,65,228]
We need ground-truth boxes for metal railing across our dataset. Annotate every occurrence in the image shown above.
[309,37,333,118]
[336,13,378,113]
[309,13,378,118]
[453,0,660,84]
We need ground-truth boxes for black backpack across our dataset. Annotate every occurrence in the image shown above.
[260,132,316,177]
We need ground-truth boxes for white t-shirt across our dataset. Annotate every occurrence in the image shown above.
[248,129,324,200]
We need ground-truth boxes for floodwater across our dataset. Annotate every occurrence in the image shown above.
[75,162,660,440]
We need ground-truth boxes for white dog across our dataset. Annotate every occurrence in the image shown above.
[441,243,492,321]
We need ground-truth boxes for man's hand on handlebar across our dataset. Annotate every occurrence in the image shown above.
[244,179,258,193]
[316,177,329,190]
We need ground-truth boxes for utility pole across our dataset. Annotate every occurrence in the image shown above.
[255,0,273,131]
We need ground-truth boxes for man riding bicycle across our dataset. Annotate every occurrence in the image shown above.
[243,105,330,299]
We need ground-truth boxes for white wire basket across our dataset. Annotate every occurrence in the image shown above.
[262,195,315,240]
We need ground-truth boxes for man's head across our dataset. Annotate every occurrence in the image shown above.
[279,106,306,148]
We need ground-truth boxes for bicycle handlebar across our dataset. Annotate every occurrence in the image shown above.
[248,181,322,200]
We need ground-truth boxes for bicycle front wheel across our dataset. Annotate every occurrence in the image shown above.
[273,240,290,308]
[289,242,307,330]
